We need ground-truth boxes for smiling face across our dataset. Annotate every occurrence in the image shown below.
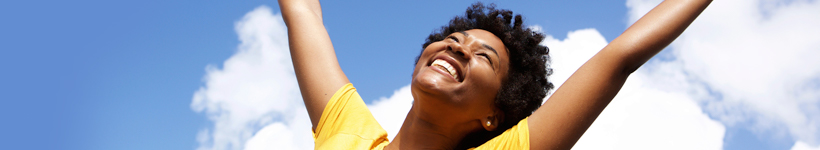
[411,29,510,129]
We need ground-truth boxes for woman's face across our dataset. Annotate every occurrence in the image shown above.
[411,29,510,128]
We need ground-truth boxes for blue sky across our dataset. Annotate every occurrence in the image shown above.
[2,0,819,150]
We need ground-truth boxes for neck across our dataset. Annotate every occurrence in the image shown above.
[385,105,475,150]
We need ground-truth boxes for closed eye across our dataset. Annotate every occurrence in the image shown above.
[447,36,459,43]
[478,53,493,65]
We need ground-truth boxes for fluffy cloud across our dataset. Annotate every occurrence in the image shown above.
[541,29,725,149]
[244,111,313,150]
[572,73,725,149]
[191,6,413,150]
[190,6,311,150]
[368,85,413,141]
[793,141,820,150]
[627,0,820,147]
[541,28,609,100]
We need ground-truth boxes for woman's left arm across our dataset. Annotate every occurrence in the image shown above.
[528,0,712,149]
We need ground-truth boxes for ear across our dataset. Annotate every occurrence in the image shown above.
[481,112,503,131]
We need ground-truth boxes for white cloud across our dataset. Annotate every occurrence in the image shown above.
[793,141,820,150]
[244,110,314,150]
[541,29,725,149]
[190,5,413,150]
[243,123,295,150]
[190,6,310,150]
[368,85,413,141]
[541,28,609,101]
[627,0,820,147]
[573,73,725,150]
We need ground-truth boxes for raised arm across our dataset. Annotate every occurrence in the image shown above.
[279,0,349,130]
[528,0,711,149]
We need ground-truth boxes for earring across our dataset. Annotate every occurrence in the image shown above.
[486,120,492,127]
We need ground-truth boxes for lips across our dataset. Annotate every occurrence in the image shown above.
[432,59,458,80]
[428,55,463,82]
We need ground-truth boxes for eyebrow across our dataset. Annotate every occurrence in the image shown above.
[458,31,499,56]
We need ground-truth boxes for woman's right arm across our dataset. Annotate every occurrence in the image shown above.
[279,0,349,131]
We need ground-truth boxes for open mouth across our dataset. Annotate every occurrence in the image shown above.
[429,57,463,82]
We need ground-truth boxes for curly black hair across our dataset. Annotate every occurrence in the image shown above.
[415,2,554,149]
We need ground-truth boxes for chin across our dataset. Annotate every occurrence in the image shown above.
[410,78,470,124]
[413,68,469,106]
[413,67,451,94]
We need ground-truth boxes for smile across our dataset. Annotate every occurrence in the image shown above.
[431,59,460,81]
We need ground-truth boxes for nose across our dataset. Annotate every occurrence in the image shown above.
[447,42,470,60]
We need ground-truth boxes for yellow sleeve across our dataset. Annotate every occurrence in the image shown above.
[470,118,530,150]
[313,83,390,150]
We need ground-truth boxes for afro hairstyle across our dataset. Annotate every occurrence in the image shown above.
[415,2,554,149]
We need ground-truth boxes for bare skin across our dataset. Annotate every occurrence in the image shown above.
[279,0,712,149]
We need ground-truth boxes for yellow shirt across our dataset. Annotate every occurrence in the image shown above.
[313,83,530,150]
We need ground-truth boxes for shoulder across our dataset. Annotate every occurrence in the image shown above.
[313,83,390,149]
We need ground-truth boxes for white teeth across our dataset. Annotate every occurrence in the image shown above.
[432,59,459,80]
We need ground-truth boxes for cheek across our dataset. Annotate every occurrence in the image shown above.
[413,43,446,75]
[465,64,503,97]
[473,63,502,85]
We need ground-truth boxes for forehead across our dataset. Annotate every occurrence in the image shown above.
[459,29,506,55]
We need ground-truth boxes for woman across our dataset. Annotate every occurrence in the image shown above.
[279,0,711,149]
